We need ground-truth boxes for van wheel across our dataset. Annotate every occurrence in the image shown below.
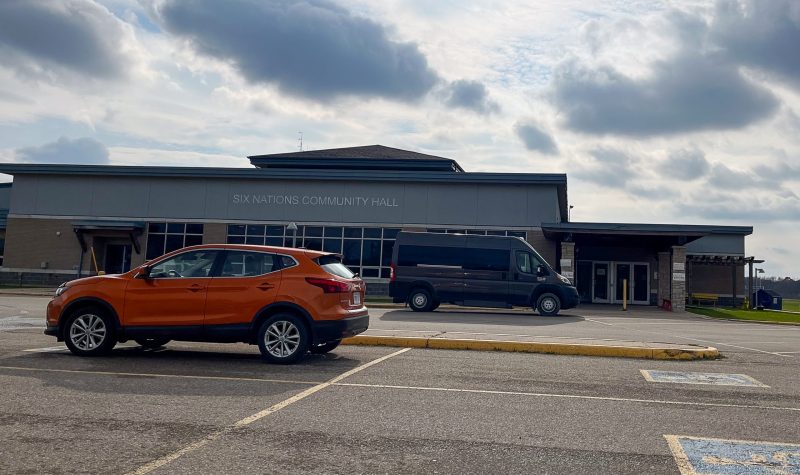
[408,288,434,312]
[310,339,341,355]
[135,338,170,349]
[536,293,561,316]
[64,307,116,356]
[257,314,309,364]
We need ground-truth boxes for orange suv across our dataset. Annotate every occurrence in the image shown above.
[45,244,368,363]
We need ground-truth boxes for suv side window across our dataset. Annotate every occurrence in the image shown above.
[149,250,218,278]
[219,251,277,277]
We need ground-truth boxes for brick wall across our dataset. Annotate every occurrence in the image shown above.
[3,217,81,271]
[526,229,556,267]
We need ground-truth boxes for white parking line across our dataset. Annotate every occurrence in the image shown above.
[332,382,800,413]
[126,347,411,475]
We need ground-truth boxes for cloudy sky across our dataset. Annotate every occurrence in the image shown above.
[0,0,798,276]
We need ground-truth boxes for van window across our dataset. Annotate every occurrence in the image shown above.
[516,251,547,274]
[398,245,463,267]
[465,249,510,272]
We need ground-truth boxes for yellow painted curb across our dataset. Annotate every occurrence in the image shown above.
[341,335,719,360]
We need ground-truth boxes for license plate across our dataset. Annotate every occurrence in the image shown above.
[353,292,361,305]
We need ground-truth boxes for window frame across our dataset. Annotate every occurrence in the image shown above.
[215,250,297,279]
[146,249,221,279]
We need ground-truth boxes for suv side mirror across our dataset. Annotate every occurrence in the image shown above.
[536,265,547,276]
[135,266,151,279]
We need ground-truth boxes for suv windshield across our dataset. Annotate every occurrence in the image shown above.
[317,254,355,279]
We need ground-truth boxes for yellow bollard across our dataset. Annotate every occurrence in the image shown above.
[623,278,628,311]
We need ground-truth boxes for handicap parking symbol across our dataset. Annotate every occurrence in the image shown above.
[665,435,800,474]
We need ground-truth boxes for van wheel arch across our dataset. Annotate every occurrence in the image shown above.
[529,285,566,307]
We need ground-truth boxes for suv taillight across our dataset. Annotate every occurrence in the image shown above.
[306,277,351,293]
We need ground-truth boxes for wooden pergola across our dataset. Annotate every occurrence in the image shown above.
[687,255,764,308]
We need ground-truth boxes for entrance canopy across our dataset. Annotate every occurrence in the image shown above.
[541,222,753,250]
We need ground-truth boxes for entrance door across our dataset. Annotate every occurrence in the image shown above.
[105,244,132,274]
[613,262,650,304]
[592,262,610,303]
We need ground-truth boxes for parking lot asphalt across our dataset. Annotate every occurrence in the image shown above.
[1,296,798,474]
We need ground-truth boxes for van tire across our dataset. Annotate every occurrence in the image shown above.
[408,288,434,312]
[536,293,561,316]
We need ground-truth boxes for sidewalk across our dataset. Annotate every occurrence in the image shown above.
[343,329,719,360]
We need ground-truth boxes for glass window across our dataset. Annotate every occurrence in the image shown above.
[324,227,343,238]
[486,230,506,236]
[342,240,361,266]
[165,234,184,253]
[148,223,166,233]
[280,255,296,269]
[186,223,204,235]
[323,240,342,253]
[317,255,355,279]
[228,224,246,236]
[383,228,400,239]
[344,227,362,238]
[361,268,379,278]
[398,245,463,267]
[246,224,265,236]
[219,251,276,277]
[516,251,532,274]
[228,236,245,244]
[305,226,323,237]
[465,249,510,271]
[145,234,165,260]
[363,228,381,238]
[149,250,217,278]
[362,240,381,266]
[381,240,395,266]
[265,237,283,246]
[184,235,203,247]
[167,223,185,234]
[508,231,527,239]
[245,236,264,245]
[304,238,323,251]
[266,225,284,236]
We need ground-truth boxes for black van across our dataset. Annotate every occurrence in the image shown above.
[389,232,579,315]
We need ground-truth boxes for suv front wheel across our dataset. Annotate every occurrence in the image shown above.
[64,307,117,356]
[257,314,309,364]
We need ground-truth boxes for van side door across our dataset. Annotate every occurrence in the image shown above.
[508,250,546,306]
[462,238,510,306]
[396,239,465,303]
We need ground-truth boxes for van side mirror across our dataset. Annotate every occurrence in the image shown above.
[536,265,547,276]
[135,266,151,279]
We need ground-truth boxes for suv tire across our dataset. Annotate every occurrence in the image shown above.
[536,293,561,316]
[135,338,171,349]
[63,306,117,356]
[310,339,341,355]
[408,288,434,312]
[257,313,309,364]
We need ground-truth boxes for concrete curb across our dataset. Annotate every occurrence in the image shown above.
[342,335,720,360]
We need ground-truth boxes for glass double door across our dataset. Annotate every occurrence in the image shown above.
[592,262,650,304]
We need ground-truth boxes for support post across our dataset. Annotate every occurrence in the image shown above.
[731,261,737,308]
[748,259,754,309]
[559,242,575,283]
[670,246,686,311]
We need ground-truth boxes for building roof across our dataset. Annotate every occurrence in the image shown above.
[248,145,464,172]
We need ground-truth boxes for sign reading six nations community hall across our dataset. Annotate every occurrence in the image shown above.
[232,193,400,208]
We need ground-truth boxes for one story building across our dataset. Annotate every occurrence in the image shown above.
[0,145,755,309]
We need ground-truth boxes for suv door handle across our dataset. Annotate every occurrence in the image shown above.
[256,282,275,290]
[187,284,205,292]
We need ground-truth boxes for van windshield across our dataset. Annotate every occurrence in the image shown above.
[316,254,356,279]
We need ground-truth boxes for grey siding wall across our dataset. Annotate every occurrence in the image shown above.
[686,235,745,255]
[9,175,561,227]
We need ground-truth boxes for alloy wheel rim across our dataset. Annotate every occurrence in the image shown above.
[413,294,427,308]
[69,314,106,351]
[265,320,301,358]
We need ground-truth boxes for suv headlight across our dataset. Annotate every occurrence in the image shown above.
[558,274,571,285]
[55,283,69,297]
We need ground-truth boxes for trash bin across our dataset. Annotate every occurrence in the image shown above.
[752,289,782,310]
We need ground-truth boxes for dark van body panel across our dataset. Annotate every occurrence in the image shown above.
[389,232,579,314]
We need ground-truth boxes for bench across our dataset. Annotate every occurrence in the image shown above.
[691,293,719,307]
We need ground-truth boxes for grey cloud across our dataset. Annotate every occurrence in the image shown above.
[153,0,439,101]
[0,0,130,79]
[711,0,800,89]
[443,80,499,114]
[660,148,710,180]
[571,148,638,188]
[514,122,558,155]
[552,54,778,136]
[15,137,109,164]
[681,196,800,222]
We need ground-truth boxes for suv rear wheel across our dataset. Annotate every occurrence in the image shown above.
[257,314,309,364]
[408,288,434,312]
[536,293,561,316]
[64,307,116,356]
